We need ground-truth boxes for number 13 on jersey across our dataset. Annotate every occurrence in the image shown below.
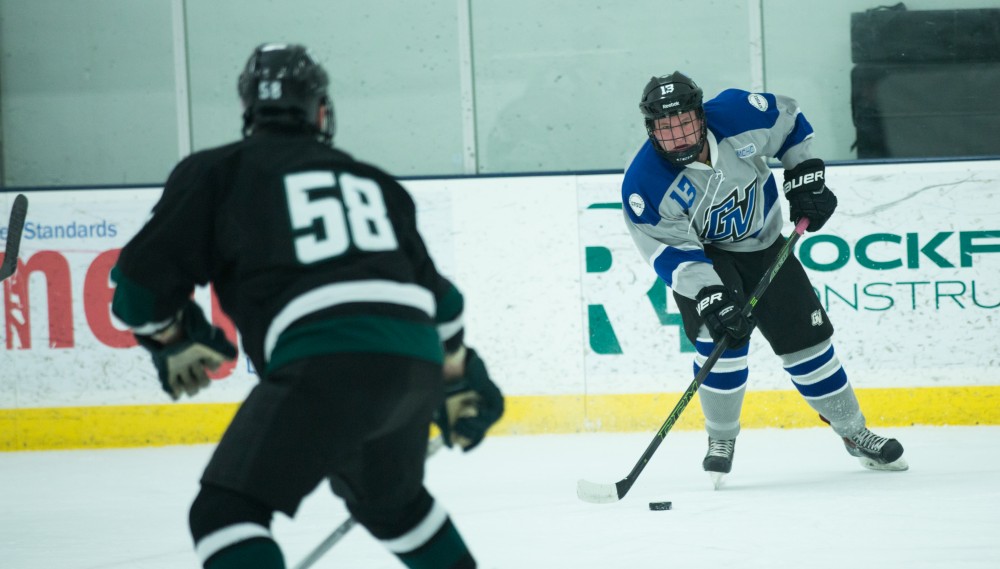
[284,171,399,264]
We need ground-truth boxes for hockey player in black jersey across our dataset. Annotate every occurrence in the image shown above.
[111,43,503,569]
[621,72,907,488]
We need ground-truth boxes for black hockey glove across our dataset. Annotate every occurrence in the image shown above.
[695,285,754,349]
[783,158,838,232]
[433,347,504,452]
[134,300,238,401]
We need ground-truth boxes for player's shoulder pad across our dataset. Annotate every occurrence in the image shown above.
[160,149,227,203]
[341,159,415,208]
[348,158,401,188]
[328,146,355,163]
[705,89,780,141]
[171,140,235,173]
[622,141,680,226]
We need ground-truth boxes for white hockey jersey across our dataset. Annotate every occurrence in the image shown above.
[621,89,817,299]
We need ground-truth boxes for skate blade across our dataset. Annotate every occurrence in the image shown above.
[708,471,726,490]
[859,456,909,472]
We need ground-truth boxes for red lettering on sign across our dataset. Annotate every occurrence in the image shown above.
[2,249,240,380]
[3,252,74,349]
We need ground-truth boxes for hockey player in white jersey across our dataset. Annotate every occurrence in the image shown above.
[621,72,907,488]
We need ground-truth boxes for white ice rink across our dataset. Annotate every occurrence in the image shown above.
[3,426,998,568]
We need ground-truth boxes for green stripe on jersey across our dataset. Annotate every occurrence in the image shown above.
[108,266,163,328]
[436,283,464,324]
[267,315,445,374]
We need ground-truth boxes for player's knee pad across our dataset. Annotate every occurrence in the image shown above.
[189,484,277,567]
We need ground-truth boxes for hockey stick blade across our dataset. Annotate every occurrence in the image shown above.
[0,194,28,281]
[576,478,622,504]
[574,218,810,504]
[574,380,699,504]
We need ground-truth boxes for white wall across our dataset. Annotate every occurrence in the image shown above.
[1,160,998,411]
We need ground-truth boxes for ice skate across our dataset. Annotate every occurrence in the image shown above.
[702,438,735,489]
[842,428,908,472]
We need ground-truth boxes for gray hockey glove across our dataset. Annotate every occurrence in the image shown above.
[783,158,838,231]
[134,300,237,401]
[695,285,754,349]
[433,347,504,452]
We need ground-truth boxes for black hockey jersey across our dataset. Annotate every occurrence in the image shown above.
[112,127,462,376]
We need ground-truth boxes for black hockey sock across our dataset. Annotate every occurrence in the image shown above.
[190,485,281,568]
[204,537,284,569]
[395,517,475,569]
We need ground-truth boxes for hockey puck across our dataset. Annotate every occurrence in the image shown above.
[648,501,672,511]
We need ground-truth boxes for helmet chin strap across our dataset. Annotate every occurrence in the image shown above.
[664,141,704,167]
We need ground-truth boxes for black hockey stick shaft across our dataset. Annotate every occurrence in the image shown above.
[606,217,810,502]
[0,194,28,282]
[291,436,446,569]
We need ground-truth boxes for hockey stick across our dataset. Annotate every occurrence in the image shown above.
[291,435,447,569]
[577,217,811,504]
[0,194,28,282]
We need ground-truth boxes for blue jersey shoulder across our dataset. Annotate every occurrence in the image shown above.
[704,89,780,141]
[622,140,681,225]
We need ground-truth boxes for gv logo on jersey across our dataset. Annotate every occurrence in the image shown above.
[703,179,757,242]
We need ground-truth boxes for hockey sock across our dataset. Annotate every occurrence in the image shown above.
[203,535,284,569]
[380,501,475,569]
[695,337,748,440]
[190,485,282,568]
[781,340,864,436]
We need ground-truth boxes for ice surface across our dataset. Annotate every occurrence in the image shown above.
[2,426,998,568]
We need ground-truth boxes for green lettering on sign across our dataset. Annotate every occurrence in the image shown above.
[935,280,967,308]
[972,280,1000,309]
[585,246,612,273]
[907,232,954,268]
[855,233,902,270]
[799,235,850,272]
[588,304,622,354]
[960,231,1000,267]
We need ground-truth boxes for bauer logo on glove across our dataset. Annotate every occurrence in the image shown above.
[782,158,838,231]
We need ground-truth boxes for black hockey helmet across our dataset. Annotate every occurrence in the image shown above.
[639,72,706,166]
[238,43,334,143]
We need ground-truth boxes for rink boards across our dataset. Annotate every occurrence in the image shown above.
[1,160,998,450]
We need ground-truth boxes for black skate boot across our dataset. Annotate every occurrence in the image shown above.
[818,415,908,472]
[702,438,736,489]
[842,428,908,471]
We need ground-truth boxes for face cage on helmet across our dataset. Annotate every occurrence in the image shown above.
[645,106,707,167]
